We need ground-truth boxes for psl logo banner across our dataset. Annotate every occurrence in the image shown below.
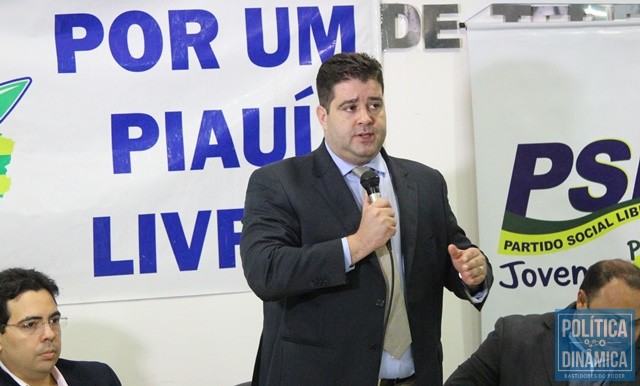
[501,140,640,258]
[466,3,640,337]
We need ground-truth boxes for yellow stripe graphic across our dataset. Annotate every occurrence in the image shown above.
[0,136,14,155]
[0,175,10,195]
[499,202,640,255]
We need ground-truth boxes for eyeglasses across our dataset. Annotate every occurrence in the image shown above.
[1,315,67,335]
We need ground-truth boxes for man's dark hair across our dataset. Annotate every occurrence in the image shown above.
[579,259,640,299]
[316,52,384,111]
[0,268,59,332]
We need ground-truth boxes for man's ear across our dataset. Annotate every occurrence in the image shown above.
[316,105,328,130]
[576,289,588,309]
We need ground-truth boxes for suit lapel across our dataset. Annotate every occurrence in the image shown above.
[0,367,20,385]
[310,145,421,276]
[61,372,87,386]
[310,144,362,237]
[56,359,81,386]
[383,152,418,277]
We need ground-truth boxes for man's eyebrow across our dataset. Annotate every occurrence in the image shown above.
[336,98,358,109]
[17,315,44,323]
[49,310,61,319]
[336,96,383,109]
[16,311,60,324]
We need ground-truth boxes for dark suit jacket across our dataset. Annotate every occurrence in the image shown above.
[0,358,121,385]
[445,303,640,385]
[241,144,493,386]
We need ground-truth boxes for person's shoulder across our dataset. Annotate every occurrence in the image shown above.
[249,147,328,187]
[500,310,552,322]
[496,310,554,331]
[56,358,117,374]
[253,148,316,173]
[386,154,442,177]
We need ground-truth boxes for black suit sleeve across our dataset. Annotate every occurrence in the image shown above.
[240,165,348,302]
[432,168,493,310]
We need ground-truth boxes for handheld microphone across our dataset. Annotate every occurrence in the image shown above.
[359,169,381,202]
[359,169,392,252]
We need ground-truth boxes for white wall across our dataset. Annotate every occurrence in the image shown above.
[62,293,263,385]
[60,1,489,384]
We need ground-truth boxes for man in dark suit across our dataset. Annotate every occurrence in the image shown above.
[0,268,122,386]
[240,52,493,385]
[445,259,640,386]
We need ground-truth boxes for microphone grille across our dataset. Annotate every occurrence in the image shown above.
[359,169,380,190]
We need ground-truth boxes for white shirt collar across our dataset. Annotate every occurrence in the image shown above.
[51,366,69,386]
[324,142,387,176]
[0,359,68,386]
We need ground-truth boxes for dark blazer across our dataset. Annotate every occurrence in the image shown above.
[445,303,640,385]
[241,144,493,386]
[0,358,121,385]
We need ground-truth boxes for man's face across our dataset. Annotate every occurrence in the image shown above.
[316,78,386,165]
[577,278,640,340]
[0,290,61,383]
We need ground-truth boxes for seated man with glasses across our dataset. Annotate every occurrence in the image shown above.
[0,267,122,386]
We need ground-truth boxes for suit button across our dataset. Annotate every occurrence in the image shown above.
[309,280,316,287]
[376,299,385,308]
[369,343,380,351]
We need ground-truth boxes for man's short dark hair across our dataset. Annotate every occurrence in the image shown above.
[0,268,59,332]
[316,52,384,111]
[579,259,640,299]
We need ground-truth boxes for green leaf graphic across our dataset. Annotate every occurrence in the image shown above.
[0,77,32,124]
[0,77,31,198]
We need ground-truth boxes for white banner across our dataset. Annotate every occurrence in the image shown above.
[0,0,379,304]
[466,5,640,335]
